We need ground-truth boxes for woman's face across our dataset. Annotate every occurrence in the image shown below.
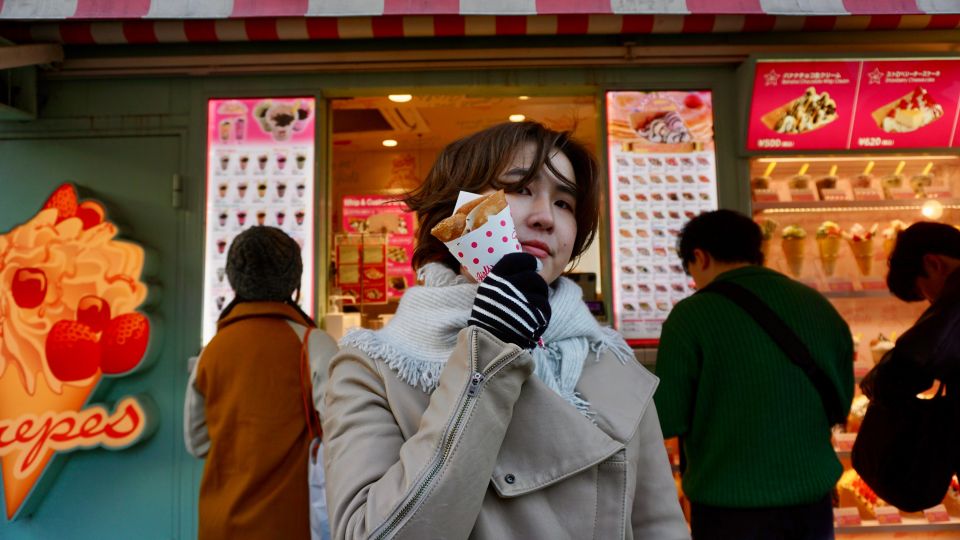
[496,142,578,284]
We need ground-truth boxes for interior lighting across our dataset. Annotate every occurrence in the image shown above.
[509,114,526,122]
[382,139,398,147]
[518,96,531,100]
[921,199,944,220]
[388,94,413,103]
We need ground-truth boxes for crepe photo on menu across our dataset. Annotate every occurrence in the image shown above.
[872,86,944,133]
[763,86,838,134]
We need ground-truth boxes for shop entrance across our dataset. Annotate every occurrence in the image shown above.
[326,94,602,337]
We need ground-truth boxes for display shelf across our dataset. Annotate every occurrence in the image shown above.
[821,290,891,299]
[754,199,960,214]
[836,517,960,534]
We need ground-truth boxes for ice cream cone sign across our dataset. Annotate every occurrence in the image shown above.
[0,183,157,520]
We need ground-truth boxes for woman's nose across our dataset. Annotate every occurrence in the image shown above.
[525,195,554,230]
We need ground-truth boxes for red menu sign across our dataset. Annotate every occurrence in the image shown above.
[747,59,960,151]
[341,195,416,300]
[850,60,960,150]
[747,61,860,151]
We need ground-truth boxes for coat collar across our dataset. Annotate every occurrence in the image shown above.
[217,301,311,331]
[491,352,658,497]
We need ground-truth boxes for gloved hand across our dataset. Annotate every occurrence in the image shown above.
[469,253,551,349]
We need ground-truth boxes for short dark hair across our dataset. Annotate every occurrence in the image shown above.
[403,121,599,272]
[887,222,960,301]
[678,209,764,271]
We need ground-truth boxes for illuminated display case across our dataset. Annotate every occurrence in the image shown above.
[744,57,960,535]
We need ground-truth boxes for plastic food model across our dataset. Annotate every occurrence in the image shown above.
[769,87,838,134]
[781,224,807,277]
[816,221,843,277]
[843,223,879,276]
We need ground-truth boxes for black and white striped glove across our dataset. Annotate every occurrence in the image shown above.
[469,253,551,349]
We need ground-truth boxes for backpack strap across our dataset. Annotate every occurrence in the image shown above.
[700,280,847,426]
[298,327,322,440]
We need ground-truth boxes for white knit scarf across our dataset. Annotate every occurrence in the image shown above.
[340,263,634,414]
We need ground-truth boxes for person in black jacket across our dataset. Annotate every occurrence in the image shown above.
[861,222,960,403]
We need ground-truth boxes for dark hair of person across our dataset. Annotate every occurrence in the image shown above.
[886,221,960,302]
[677,209,764,272]
[403,121,600,273]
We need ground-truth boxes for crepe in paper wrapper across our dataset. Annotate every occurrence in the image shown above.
[781,225,807,277]
[431,190,522,282]
[844,223,879,276]
[816,221,843,277]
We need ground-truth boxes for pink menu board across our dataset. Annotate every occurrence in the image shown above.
[850,60,960,150]
[746,61,860,151]
[341,195,416,300]
[748,58,960,151]
[202,97,316,344]
[606,90,718,344]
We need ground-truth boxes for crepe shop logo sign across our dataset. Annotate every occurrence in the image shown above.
[0,183,155,520]
[0,398,148,480]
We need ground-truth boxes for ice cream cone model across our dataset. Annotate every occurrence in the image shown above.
[815,221,843,276]
[781,225,807,277]
[844,223,879,275]
[869,333,895,365]
[944,477,960,516]
[757,218,778,265]
[846,395,869,433]
[881,220,908,258]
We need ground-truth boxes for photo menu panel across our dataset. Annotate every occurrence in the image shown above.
[606,91,719,343]
[202,97,316,344]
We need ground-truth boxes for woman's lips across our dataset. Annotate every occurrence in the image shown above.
[520,241,551,259]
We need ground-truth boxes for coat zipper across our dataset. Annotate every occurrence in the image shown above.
[372,331,521,539]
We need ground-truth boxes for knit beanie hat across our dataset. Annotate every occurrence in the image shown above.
[226,226,303,302]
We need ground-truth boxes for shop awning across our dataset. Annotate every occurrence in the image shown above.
[1,1,958,44]
[1,1,958,19]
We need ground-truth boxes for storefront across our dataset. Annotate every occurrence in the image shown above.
[1,2,959,538]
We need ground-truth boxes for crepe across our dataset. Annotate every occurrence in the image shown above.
[431,190,507,242]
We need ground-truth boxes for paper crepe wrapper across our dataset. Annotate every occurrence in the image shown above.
[848,238,875,275]
[0,370,99,519]
[817,237,842,276]
[781,237,806,276]
[444,204,522,282]
[761,95,838,133]
[871,90,940,131]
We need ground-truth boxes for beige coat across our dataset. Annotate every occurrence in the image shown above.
[322,326,689,539]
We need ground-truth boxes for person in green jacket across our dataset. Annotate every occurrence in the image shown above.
[655,209,854,540]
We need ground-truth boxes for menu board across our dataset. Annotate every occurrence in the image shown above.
[335,234,388,305]
[202,97,316,344]
[747,58,960,151]
[606,91,719,343]
[341,195,416,299]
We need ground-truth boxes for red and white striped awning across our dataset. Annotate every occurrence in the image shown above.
[1,0,957,19]
[1,1,958,44]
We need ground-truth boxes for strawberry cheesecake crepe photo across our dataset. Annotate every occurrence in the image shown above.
[0,183,155,520]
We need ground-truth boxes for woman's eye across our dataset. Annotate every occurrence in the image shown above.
[555,200,574,211]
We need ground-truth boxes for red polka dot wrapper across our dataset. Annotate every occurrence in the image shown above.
[443,191,521,282]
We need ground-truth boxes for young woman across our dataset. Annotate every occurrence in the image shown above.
[323,122,689,539]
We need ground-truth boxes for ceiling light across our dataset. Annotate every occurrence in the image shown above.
[388,94,413,103]
[921,199,944,220]
[509,114,526,122]
[382,139,398,147]
[518,96,530,101]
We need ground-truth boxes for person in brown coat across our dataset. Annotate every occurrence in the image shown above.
[185,226,337,539]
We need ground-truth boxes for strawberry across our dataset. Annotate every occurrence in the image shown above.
[76,295,111,333]
[11,268,47,308]
[42,184,79,224]
[46,320,101,381]
[100,313,150,375]
[684,93,703,109]
[75,201,105,230]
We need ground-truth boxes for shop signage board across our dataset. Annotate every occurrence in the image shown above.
[202,97,316,344]
[0,184,156,520]
[334,233,388,305]
[606,90,719,344]
[341,195,416,300]
[748,59,960,151]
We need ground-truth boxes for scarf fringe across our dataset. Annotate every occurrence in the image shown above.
[341,329,444,393]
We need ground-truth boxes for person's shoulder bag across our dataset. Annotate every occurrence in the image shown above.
[296,326,331,540]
